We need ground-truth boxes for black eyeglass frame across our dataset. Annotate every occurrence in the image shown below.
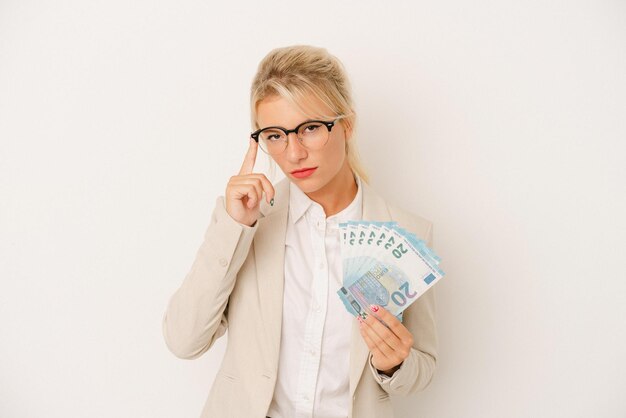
[250,118,341,152]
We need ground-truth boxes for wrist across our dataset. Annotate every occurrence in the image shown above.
[378,364,400,376]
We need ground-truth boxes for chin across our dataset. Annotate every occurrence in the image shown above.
[291,176,325,193]
[291,179,317,191]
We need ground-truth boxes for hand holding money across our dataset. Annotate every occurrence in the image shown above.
[357,304,414,375]
[225,138,275,227]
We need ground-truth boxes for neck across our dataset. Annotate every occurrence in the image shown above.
[306,160,357,217]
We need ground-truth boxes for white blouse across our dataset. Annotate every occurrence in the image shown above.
[266,174,363,418]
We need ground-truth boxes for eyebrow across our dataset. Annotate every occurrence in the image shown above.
[259,118,319,130]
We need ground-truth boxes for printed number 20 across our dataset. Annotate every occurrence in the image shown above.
[392,243,408,259]
[391,281,417,306]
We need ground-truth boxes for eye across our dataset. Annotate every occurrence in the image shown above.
[260,129,284,142]
[302,123,322,133]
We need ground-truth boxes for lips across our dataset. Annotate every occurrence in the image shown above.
[291,167,317,178]
[291,167,317,174]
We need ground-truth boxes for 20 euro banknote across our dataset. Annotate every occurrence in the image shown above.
[337,221,444,322]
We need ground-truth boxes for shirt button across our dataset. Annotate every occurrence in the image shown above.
[309,349,316,355]
[319,263,325,270]
[219,258,228,267]
[303,395,309,401]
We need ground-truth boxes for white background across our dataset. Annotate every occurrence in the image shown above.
[1,1,625,417]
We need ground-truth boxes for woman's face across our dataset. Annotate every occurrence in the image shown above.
[256,93,351,195]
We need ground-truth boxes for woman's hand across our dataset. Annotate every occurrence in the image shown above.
[357,304,414,376]
[225,138,275,227]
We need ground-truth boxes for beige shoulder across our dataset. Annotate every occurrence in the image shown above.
[386,200,433,246]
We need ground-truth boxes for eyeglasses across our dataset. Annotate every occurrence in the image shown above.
[250,117,344,155]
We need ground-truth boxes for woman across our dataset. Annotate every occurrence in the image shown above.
[162,45,438,418]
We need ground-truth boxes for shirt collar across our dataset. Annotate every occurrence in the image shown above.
[289,173,363,225]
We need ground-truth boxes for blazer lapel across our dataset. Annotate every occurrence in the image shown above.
[254,178,290,374]
[348,180,392,398]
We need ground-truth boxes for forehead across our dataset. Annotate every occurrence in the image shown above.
[256,92,332,128]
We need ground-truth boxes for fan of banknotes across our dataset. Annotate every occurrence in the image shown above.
[337,221,444,322]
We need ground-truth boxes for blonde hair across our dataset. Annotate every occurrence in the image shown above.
[250,44,370,184]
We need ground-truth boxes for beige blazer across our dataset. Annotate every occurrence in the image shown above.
[162,177,438,418]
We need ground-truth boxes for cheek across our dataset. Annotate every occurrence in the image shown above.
[327,137,346,162]
[270,154,284,166]
[272,155,296,175]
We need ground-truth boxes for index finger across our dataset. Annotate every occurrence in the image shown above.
[238,138,258,175]
[368,305,412,341]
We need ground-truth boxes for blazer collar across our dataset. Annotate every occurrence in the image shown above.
[253,175,392,397]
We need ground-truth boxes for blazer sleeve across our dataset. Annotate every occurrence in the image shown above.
[367,221,439,395]
[162,195,259,359]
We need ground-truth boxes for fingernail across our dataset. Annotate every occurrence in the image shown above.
[270,198,274,206]
[370,305,379,312]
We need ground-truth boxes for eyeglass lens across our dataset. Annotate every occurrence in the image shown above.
[258,121,330,154]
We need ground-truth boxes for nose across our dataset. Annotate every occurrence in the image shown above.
[284,131,308,161]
